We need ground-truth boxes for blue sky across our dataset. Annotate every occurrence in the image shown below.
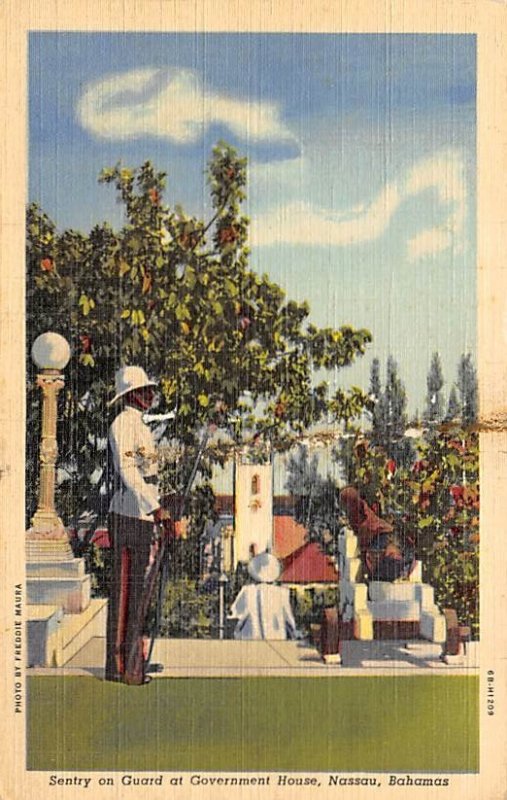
[29,32,476,417]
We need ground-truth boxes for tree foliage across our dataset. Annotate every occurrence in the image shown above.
[457,353,478,424]
[285,445,319,504]
[26,142,372,527]
[424,352,444,423]
[369,357,381,401]
[370,356,413,466]
[285,445,339,535]
[446,385,461,422]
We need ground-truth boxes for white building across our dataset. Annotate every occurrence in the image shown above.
[234,461,273,565]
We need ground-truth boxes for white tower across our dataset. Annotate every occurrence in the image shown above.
[234,460,273,565]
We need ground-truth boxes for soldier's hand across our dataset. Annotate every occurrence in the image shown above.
[163,494,183,521]
[153,507,176,539]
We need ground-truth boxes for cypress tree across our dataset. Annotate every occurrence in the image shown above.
[372,356,412,464]
[369,357,381,401]
[424,352,444,423]
[457,354,478,424]
[446,385,461,422]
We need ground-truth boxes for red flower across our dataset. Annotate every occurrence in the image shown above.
[412,459,428,474]
[218,226,238,245]
[40,258,54,272]
[386,459,396,475]
[274,402,286,419]
[79,334,92,353]
[450,485,464,503]
[418,491,430,510]
[148,188,160,205]
[448,439,466,453]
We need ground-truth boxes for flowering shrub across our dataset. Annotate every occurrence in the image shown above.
[158,579,221,639]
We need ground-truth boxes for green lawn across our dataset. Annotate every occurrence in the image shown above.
[27,676,478,772]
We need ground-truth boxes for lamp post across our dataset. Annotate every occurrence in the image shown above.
[218,569,228,640]
[30,332,71,535]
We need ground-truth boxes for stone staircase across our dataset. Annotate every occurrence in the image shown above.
[337,527,446,642]
[27,599,107,667]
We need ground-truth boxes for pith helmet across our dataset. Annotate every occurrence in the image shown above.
[247,552,282,583]
[109,366,158,406]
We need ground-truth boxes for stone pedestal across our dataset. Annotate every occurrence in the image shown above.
[337,527,446,643]
[27,566,91,613]
[26,529,91,613]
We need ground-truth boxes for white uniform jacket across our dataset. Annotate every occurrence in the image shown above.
[230,583,297,641]
[108,405,160,521]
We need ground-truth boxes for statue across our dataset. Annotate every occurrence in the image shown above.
[340,486,414,582]
[229,552,297,640]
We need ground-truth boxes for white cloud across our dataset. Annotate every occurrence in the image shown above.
[250,184,401,247]
[405,152,466,261]
[406,227,452,261]
[250,150,467,261]
[77,67,295,145]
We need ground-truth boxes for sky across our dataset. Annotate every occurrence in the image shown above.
[29,32,476,424]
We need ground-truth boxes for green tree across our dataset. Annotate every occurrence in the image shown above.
[369,357,381,401]
[424,352,444,423]
[457,353,478,424]
[26,143,372,535]
[371,356,412,465]
[446,385,461,422]
[285,446,340,537]
[285,445,320,524]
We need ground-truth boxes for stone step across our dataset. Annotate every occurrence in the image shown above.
[26,538,74,561]
[27,573,91,613]
[368,581,435,608]
[27,605,64,667]
[420,608,446,643]
[369,581,420,602]
[26,558,85,578]
[27,598,107,667]
[368,599,421,621]
[59,598,107,666]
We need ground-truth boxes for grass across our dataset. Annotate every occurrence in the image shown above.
[27,675,478,773]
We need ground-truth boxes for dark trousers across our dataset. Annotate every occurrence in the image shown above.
[105,513,154,683]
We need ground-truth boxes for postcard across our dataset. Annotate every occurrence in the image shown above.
[1,1,506,798]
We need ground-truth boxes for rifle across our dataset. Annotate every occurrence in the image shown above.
[123,426,211,685]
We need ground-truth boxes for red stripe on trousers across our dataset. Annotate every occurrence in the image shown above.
[116,546,131,675]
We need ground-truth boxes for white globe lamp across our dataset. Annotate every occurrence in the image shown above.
[32,332,71,372]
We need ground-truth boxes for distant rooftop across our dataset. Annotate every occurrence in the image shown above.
[272,516,307,559]
[279,541,338,584]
